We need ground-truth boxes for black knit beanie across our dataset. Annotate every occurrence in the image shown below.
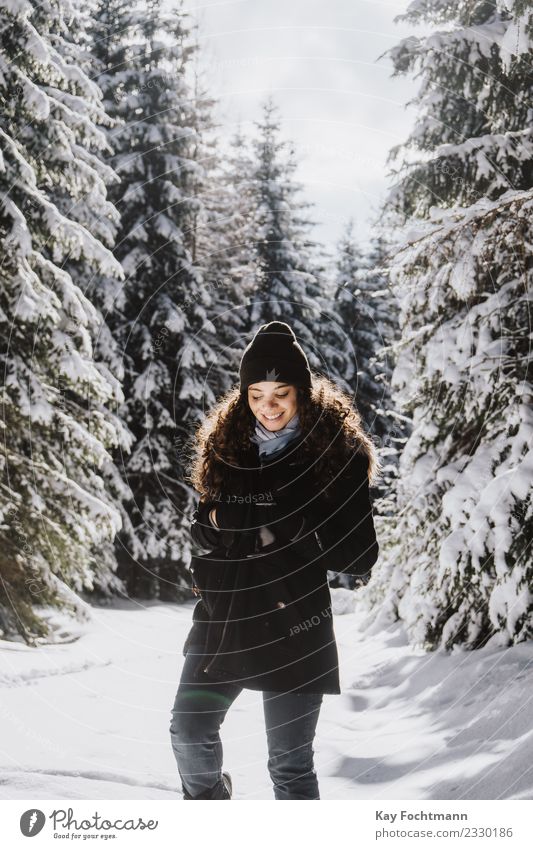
[239,321,312,392]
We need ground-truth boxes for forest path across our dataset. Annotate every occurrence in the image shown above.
[1,595,532,800]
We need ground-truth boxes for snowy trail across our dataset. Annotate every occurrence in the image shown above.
[0,595,532,800]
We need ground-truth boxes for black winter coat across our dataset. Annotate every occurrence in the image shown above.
[182,433,379,695]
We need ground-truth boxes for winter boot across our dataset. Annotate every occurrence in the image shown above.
[182,771,232,800]
[222,771,232,798]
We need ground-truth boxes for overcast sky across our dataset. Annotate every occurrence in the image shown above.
[185,0,419,253]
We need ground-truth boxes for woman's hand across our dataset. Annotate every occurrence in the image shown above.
[191,500,225,550]
[214,497,254,531]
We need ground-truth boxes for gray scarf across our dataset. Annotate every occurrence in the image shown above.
[250,412,302,459]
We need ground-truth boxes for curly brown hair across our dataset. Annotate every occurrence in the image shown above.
[185,372,382,501]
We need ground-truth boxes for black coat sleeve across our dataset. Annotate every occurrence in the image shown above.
[314,452,379,578]
[190,499,235,551]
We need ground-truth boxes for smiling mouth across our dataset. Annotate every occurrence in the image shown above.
[262,412,284,420]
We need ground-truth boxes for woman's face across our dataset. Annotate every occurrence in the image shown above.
[247,382,298,431]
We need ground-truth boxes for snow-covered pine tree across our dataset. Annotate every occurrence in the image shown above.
[0,0,126,642]
[308,245,354,398]
[334,224,405,488]
[247,98,324,370]
[90,0,219,600]
[385,0,533,215]
[48,1,121,252]
[45,0,136,596]
[333,221,372,417]
[191,121,251,397]
[79,0,140,403]
[357,0,533,650]
[222,127,260,305]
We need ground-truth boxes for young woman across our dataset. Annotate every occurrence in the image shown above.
[169,321,381,800]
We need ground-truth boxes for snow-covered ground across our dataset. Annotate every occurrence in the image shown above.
[1,592,532,801]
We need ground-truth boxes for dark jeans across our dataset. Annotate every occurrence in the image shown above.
[169,645,323,800]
